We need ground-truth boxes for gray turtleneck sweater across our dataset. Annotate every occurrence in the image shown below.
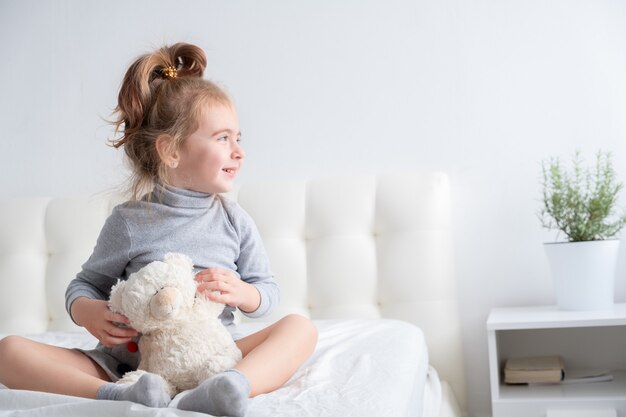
[65,183,279,327]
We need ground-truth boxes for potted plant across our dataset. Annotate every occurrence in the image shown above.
[540,150,626,310]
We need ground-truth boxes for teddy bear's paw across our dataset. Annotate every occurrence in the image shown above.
[117,369,145,386]
[177,369,250,417]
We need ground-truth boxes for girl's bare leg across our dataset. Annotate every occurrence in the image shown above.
[0,335,108,398]
[235,314,318,396]
[0,335,171,407]
[177,314,318,416]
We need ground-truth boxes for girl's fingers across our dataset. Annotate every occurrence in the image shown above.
[104,319,136,335]
[105,310,131,325]
[102,335,134,348]
[198,281,229,293]
[109,325,138,338]
[195,269,218,279]
[206,291,231,305]
[104,312,137,334]
[195,268,234,282]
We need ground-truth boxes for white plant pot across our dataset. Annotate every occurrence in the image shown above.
[544,240,620,311]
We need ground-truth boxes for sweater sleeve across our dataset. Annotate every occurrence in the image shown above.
[64,208,132,323]
[225,200,280,319]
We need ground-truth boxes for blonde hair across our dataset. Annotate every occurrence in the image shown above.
[111,43,232,199]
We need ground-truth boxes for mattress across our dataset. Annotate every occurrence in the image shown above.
[0,319,441,417]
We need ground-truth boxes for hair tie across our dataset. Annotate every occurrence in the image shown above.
[161,65,178,79]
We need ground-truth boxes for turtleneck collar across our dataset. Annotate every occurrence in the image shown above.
[148,182,216,209]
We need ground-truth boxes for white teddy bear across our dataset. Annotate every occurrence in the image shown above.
[108,252,242,397]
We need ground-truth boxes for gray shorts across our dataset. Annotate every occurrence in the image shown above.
[76,335,141,382]
[77,325,241,382]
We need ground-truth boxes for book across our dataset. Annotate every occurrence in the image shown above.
[504,355,565,384]
[562,368,613,384]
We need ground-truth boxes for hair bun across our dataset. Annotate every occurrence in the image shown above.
[150,44,207,82]
[167,43,207,78]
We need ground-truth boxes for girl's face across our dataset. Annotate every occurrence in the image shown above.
[169,104,244,194]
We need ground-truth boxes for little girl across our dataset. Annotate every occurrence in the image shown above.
[0,42,318,417]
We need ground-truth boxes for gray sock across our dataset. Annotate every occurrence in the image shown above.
[177,369,250,417]
[96,373,171,408]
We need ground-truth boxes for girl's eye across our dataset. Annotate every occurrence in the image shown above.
[217,135,228,142]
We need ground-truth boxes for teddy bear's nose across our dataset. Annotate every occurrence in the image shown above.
[149,287,183,320]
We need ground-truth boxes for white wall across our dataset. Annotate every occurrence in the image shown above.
[2,1,626,415]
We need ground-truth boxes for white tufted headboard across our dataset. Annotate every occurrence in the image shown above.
[0,173,466,409]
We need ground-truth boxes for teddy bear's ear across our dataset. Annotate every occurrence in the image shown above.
[163,252,194,272]
[108,279,126,313]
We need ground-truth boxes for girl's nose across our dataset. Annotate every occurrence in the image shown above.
[232,143,245,160]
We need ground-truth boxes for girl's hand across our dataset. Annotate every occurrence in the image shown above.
[70,297,138,348]
[195,268,261,313]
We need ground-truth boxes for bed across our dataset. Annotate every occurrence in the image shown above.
[0,173,466,417]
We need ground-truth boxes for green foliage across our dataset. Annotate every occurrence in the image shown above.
[540,151,626,242]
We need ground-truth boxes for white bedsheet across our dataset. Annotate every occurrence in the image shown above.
[0,319,441,417]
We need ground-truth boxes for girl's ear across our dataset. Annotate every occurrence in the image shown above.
[155,134,179,168]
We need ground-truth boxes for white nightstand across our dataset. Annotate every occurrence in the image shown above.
[487,304,626,417]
